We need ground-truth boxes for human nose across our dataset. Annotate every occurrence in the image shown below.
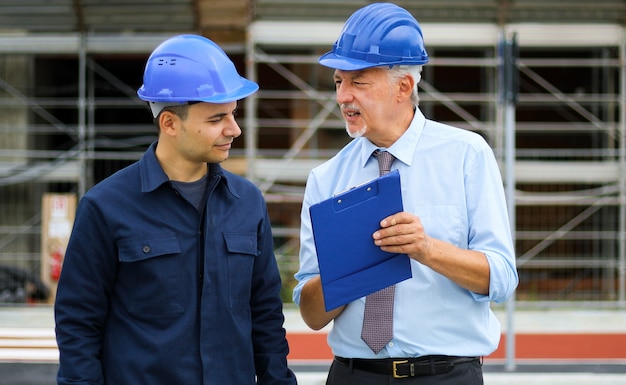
[225,116,242,138]
[336,82,353,104]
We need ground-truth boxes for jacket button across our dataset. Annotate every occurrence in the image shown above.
[142,245,151,253]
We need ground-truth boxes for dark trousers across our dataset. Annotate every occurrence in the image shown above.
[325,357,484,385]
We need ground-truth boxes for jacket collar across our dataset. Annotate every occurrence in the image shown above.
[139,141,238,198]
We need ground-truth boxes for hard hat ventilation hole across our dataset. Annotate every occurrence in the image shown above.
[156,58,177,66]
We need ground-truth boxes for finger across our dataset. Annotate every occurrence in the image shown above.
[380,213,402,228]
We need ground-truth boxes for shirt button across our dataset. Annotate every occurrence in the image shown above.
[142,245,151,254]
[388,342,394,347]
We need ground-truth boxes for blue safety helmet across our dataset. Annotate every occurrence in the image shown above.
[137,34,258,104]
[319,3,429,70]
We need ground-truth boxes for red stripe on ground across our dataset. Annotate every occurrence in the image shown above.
[492,333,626,360]
[286,332,626,361]
[287,333,331,360]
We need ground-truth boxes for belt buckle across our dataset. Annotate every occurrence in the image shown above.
[392,360,412,378]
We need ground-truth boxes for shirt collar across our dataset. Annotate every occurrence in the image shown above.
[358,107,426,168]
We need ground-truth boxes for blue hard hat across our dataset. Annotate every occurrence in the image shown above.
[137,34,258,103]
[319,3,429,70]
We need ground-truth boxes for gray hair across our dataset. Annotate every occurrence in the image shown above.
[386,65,423,105]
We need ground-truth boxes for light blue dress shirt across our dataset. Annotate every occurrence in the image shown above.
[293,108,518,359]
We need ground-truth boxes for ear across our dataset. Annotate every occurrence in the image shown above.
[158,111,179,138]
[397,74,415,102]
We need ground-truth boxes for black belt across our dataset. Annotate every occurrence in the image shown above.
[334,355,480,378]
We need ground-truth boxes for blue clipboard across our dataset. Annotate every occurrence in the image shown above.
[309,170,412,311]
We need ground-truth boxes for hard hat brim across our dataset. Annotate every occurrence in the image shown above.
[138,77,258,104]
[318,52,381,71]
[318,51,428,71]
[195,78,259,104]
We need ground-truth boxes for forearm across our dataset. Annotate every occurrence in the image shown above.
[298,275,345,330]
[419,237,490,295]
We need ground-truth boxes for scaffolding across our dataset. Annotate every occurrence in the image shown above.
[0,6,625,307]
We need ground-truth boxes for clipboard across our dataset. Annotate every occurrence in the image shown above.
[309,170,412,311]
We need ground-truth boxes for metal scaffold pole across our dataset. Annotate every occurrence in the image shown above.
[500,31,518,372]
[617,33,626,309]
[78,33,87,197]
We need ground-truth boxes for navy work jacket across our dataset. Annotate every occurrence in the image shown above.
[55,142,296,385]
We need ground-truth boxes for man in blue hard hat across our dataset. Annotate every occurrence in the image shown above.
[293,3,518,384]
[54,35,297,385]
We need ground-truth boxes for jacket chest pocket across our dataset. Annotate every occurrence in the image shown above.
[224,233,257,310]
[117,233,185,318]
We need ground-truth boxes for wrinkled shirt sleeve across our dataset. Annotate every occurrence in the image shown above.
[465,144,518,303]
[292,171,323,306]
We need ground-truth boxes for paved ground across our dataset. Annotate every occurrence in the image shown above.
[1,361,625,385]
[0,305,625,384]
